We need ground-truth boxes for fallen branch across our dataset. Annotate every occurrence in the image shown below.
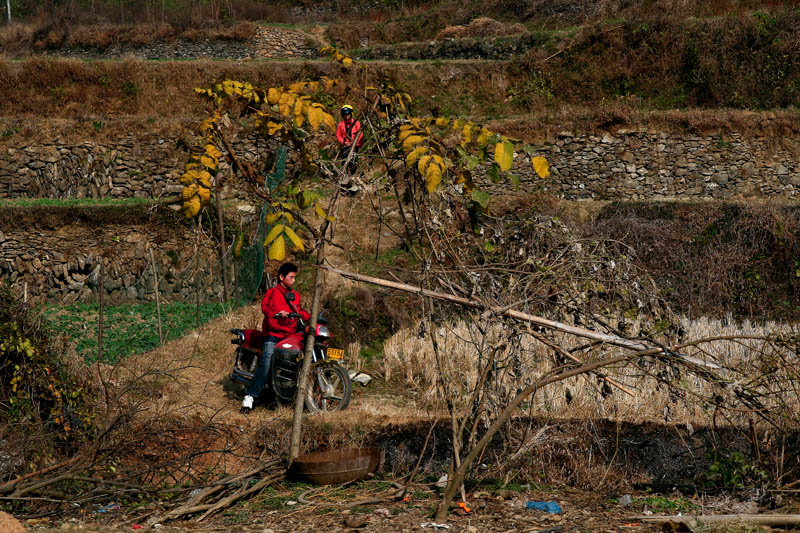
[323,263,720,369]
[196,472,284,522]
[147,460,283,524]
[635,514,800,527]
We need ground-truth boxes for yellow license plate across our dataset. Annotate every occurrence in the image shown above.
[326,348,344,360]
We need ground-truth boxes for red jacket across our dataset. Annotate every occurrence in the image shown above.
[336,118,364,148]
[261,284,310,337]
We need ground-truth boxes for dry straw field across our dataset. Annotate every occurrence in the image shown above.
[381,315,798,428]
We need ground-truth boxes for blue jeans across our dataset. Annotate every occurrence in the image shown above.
[246,335,281,399]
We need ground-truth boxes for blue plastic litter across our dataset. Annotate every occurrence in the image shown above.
[526,500,562,514]
[95,503,120,513]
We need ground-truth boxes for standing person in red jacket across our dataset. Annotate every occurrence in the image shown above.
[241,262,310,414]
[336,104,364,158]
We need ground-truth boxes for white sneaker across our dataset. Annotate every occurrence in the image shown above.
[240,395,254,413]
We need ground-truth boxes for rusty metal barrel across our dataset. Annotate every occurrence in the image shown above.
[289,447,382,485]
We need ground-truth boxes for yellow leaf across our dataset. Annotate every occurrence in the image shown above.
[322,112,336,131]
[494,141,514,172]
[198,171,212,188]
[342,57,353,67]
[417,155,432,175]
[200,155,217,170]
[184,197,201,218]
[307,106,323,131]
[266,121,283,135]
[476,128,491,148]
[199,118,215,132]
[289,81,306,93]
[406,146,428,167]
[426,162,442,194]
[198,187,211,205]
[267,87,281,105]
[402,135,424,153]
[279,92,296,117]
[264,224,285,246]
[398,128,418,143]
[181,184,197,202]
[307,81,319,92]
[435,117,449,128]
[295,113,304,128]
[461,123,474,147]
[294,97,307,117]
[205,144,222,160]
[315,203,326,219]
[532,156,550,179]
[452,119,463,132]
[268,235,286,261]
[266,212,281,224]
[284,226,305,252]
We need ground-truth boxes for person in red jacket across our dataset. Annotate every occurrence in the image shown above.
[241,262,310,414]
[336,104,364,155]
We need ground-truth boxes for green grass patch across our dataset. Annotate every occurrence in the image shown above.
[630,495,698,514]
[44,301,230,364]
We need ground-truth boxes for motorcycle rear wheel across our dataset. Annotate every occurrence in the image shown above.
[305,361,352,412]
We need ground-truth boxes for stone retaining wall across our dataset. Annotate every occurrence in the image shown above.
[0,220,227,305]
[0,135,265,201]
[523,130,800,200]
[3,129,798,201]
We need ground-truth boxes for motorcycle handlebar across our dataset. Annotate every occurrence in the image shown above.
[273,312,302,321]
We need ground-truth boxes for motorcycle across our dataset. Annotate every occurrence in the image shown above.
[229,311,352,413]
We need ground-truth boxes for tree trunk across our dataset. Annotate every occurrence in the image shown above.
[287,141,356,462]
[435,353,631,520]
[287,246,325,463]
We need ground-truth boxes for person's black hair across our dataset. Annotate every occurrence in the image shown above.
[278,262,298,279]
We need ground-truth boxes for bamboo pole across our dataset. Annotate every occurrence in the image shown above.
[149,247,163,344]
[322,264,720,369]
[98,258,104,364]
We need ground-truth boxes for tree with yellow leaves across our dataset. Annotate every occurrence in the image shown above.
[176,45,551,476]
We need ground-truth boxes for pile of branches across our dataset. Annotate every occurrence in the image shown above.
[0,286,286,522]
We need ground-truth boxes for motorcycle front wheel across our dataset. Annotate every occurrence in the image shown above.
[305,361,352,413]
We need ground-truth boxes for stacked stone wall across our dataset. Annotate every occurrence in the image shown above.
[0,220,227,305]
[477,129,800,199]
[0,135,267,201]
[3,129,798,201]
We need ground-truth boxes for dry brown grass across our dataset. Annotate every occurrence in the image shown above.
[382,315,797,428]
[436,17,527,40]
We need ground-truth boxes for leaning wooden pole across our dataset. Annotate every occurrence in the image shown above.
[322,263,719,369]
[635,514,800,527]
